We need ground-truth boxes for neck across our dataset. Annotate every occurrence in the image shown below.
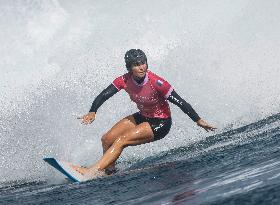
[133,74,146,84]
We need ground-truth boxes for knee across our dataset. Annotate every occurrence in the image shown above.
[113,136,127,148]
[101,133,113,145]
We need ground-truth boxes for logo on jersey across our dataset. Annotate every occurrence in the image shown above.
[156,80,163,86]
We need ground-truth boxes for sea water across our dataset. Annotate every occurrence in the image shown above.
[0,1,279,204]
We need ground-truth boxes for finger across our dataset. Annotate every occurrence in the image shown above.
[81,119,88,125]
[77,115,85,119]
[87,119,94,124]
[83,119,93,125]
[209,127,217,131]
[205,125,216,130]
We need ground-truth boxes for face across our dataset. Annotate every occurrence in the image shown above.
[131,62,148,79]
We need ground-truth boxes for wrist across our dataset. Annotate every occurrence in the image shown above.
[196,118,202,124]
[89,108,97,113]
[88,112,96,117]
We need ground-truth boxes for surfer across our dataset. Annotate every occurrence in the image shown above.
[75,49,216,180]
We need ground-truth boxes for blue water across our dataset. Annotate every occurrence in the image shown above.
[1,1,280,204]
[0,113,279,205]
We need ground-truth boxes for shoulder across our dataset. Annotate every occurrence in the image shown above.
[114,72,131,82]
[148,70,173,98]
[148,70,170,86]
[122,72,130,82]
[112,72,131,90]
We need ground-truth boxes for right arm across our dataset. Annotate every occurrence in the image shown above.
[78,84,119,124]
[89,84,119,113]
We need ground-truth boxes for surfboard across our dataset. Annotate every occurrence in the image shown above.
[43,157,85,183]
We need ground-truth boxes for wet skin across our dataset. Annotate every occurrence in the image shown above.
[76,63,154,179]
[76,62,216,180]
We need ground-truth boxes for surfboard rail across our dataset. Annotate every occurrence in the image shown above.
[43,157,85,183]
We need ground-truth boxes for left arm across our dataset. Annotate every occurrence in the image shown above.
[167,90,216,132]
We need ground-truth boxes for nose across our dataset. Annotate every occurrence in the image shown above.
[139,64,145,70]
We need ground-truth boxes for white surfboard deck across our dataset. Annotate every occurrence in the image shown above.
[43,157,85,183]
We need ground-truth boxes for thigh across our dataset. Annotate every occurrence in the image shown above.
[121,122,154,147]
[103,115,137,143]
[149,118,172,141]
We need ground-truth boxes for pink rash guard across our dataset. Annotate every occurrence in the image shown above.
[112,70,173,119]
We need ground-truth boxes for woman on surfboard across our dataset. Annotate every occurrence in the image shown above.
[75,49,216,180]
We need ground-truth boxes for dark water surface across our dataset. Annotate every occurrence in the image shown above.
[0,113,279,205]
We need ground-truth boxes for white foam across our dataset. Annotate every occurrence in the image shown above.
[0,0,280,182]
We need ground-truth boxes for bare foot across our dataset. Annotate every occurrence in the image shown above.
[70,164,89,175]
[83,168,106,180]
[105,167,117,175]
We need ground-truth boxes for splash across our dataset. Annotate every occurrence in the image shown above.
[0,0,279,182]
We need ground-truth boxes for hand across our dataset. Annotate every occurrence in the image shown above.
[196,119,217,132]
[78,112,96,125]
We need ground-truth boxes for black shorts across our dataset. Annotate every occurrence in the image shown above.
[132,112,172,141]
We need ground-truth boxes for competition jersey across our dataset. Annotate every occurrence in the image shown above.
[112,70,173,118]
